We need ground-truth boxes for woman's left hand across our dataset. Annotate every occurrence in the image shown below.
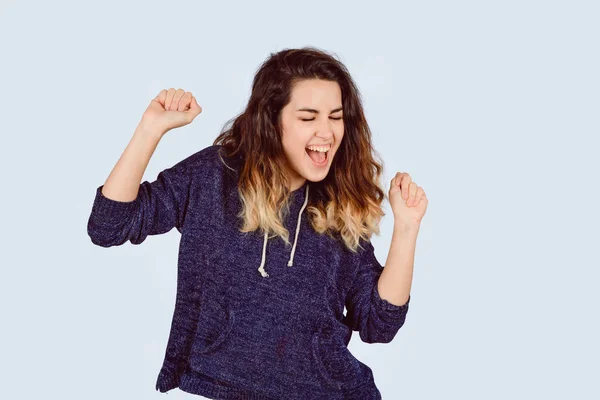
[389,172,428,229]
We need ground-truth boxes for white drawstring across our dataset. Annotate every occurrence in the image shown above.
[257,229,270,278]
[287,184,309,267]
[257,184,309,277]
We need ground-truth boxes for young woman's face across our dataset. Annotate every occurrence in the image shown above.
[279,79,344,191]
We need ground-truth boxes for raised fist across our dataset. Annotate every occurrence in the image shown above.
[140,88,203,135]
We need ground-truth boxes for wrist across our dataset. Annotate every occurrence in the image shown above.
[393,220,420,236]
[135,122,166,141]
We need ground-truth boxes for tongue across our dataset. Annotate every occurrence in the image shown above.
[307,149,326,163]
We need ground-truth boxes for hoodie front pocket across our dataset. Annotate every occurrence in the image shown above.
[191,279,236,355]
[311,329,364,390]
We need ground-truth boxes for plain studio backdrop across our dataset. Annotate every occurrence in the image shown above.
[1,0,598,399]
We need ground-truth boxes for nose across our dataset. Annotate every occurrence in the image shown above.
[314,119,335,140]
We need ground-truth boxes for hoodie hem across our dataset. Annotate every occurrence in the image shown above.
[179,370,278,399]
[175,368,382,400]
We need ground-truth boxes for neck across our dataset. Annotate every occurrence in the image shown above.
[290,178,306,192]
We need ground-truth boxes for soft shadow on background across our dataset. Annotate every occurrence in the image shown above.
[1,0,598,399]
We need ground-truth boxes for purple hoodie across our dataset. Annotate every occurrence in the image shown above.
[87,144,410,399]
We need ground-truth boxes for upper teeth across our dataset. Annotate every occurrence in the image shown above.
[307,145,330,152]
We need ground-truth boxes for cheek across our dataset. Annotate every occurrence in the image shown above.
[335,128,344,143]
[281,131,307,159]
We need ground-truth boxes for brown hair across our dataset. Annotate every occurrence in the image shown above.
[213,46,386,253]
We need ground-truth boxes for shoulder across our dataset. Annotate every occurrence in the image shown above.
[166,144,237,180]
[353,236,379,267]
[171,145,244,199]
[171,144,223,171]
[328,232,378,272]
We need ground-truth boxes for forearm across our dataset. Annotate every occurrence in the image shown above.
[377,222,419,306]
[101,123,164,202]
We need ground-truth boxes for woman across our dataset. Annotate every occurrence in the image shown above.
[88,47,428,400]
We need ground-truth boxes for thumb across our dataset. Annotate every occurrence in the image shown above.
[187,96,203,117]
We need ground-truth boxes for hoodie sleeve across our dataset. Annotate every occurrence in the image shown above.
[87,152,199,247]
[342,238,411,344]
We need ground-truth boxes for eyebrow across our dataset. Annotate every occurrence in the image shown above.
[296,106,343,114]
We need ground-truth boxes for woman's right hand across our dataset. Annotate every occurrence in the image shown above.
[139,88,203,136]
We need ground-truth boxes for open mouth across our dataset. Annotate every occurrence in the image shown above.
[305,145,330,166]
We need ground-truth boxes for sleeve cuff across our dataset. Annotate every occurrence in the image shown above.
[373,287,411,312]
[90,184,139,224]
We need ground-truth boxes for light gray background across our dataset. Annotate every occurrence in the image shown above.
[1,0,598,399]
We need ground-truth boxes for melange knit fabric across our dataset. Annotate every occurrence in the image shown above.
[87,144,410,400]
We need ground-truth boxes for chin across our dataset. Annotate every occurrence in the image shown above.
[302,166,331,184]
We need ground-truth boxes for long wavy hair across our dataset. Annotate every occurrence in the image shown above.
[213,47,387,253]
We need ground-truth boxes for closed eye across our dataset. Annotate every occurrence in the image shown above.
[301,117,343,121]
